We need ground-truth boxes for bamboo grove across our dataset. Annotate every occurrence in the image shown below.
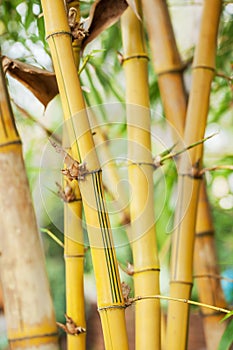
[0,0,233,349]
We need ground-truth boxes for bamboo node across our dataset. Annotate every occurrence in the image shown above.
[0,140,22,149]
[46,31,72,40]
[8,332,58,343]
[192,64,216,73]
[98,304,126,311]
[195,230,214,237]
[56,314,86,336]
[134,267,160,274]
[117,52,149,65]
[157,66,186,76]
[64,253,85,258]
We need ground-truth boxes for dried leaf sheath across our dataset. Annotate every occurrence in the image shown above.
[121,1,161,349]
[40,1,129,349]
[0,58,59,349]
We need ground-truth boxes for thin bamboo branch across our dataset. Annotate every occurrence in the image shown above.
[128,295,231,315]
[40,1,129,349]
[0,56,59,349]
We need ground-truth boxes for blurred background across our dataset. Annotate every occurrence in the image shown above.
[0,0,232,349]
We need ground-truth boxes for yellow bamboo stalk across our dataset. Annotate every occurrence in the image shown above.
[121,2,161,349]
[88,110,131,226]
[64,186,86,349]
[40,1,129,349]
[0,57,59,349]
[194,181,227,349]
[62,2,86,349]
[141,0,187,136]
[141,1,226,348]
[165,2,223,349]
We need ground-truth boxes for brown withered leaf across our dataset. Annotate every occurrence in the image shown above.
[81,0,128,50]
[2,56,58,108]
[56,182,77,203]
[121,281,131,304]
[51,140,88,181]
[57,314,86,336]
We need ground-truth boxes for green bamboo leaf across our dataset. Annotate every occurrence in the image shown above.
[221,310,233,323]
[218,319,233,350]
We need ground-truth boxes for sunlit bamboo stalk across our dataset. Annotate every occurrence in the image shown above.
[121,2,161,349]
[0,56,59,349]
[165,2,223,349]
[62,2,86,349]
[141,1,226,348]
[40,1,129,349]
[141,0,187,138]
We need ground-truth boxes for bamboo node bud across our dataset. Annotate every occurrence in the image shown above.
[56,181,81,202]
[118,261,134,276]
[56,314,86,336]
[68,7,89,41]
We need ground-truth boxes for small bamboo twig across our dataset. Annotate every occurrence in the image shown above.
[127,295,231,315]
[41,228,64,248]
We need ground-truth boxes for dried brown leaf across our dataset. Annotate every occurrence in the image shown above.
[121,281,131,302]
[2,56,58,108]
[57,314,86,336]
[56,182,77,203]
[81,0,128,50]
[51,140,88,181]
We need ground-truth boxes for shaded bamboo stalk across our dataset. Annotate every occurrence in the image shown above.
[194,180,227,349]
[141,0,187,137]
[0,56,59,349]
[165,2,223,349]
[63,2,86,349]
[40,1,129,349]
[121,2,161,349]
[141,1,226,348]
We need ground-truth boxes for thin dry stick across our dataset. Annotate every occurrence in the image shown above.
[128,295,231,315]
